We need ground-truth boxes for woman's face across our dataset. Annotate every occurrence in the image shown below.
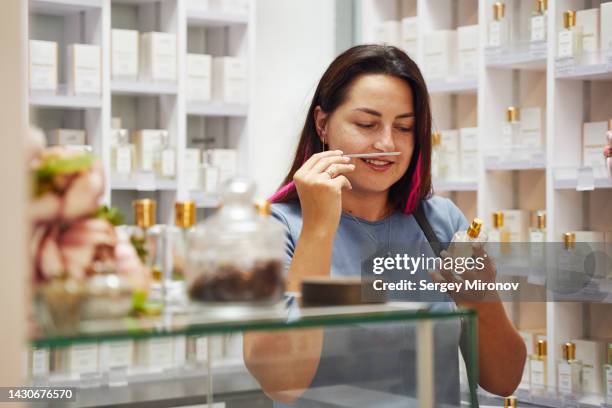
[316,74,415,195]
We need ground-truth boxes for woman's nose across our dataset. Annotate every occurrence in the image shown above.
[373,126,395,151]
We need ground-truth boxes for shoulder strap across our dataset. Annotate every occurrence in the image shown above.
[413,201,480,407]
[413,202,442,257]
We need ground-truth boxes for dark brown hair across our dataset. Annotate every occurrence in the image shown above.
[268,44,432,214]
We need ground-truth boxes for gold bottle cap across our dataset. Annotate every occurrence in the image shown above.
[564,10,576,29]
[536,212,546,229]
[432,131,441,146]
[536,339,547,357]
[563,342,576,361]
[254,199,272,216]
[506,106,519,122]
[563,232,576,249]
[467,218,483,239]
[493,212,504,228]
[504,396,517,408]
[536,0,547,13]
[175,201,196,228]
[493,2,506,21]
[133,199,156,228]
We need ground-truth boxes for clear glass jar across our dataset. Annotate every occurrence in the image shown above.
[186,178,285,305]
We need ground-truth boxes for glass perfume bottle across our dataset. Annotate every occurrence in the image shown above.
[556,232,577,292]
[156,130,175,179]
[448,218,487,262]
[557,10,582,59]
[130,199,164,283]
[111,129,135,176]
[557,342,582,396]
[199,150,220,194]
[504,396,516,408]
[605,342,612,404]
[530,0,548,43]
[501,106,521,155]
[488,212,511,243]
[528,211,546,284]
[488,2,509,48]
[431,131,443,180]
[530,339,548,396]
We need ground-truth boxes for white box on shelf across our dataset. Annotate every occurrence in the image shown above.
[572,339,606,395]
[457,25,479,78]
[223,334,243,360]
[184,148,201,190]
[29,40,57,92]
[140,32,177,82]
[519,107,542,148]
[208,149,237,185]
[99,340,134,372]
[187,54,212,102]
[459,127,478,180]
[174,336,187,367]
[601,2,612,52]
[374,20,401,47]
[66,344,99,375]
[423,30,457,80]
[500,210,529,242]
[132,130,164,172]
[48,129,87,146]
[66,44,101,95]
[212,57,247,104]
[582,121,607,170]
[577,8,600,60]
[136,338,175,371]
[111,29,139,80]
[401,17,418,60]
[440,129,460,180]
[29,348,50,377]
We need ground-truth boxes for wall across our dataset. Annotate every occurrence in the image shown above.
[251,0,337,198]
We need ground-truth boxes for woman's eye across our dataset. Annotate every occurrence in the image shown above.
[356,123,375,129]
[396,126,413,133]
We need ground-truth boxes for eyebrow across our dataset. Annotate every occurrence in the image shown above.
[352,108,415,119]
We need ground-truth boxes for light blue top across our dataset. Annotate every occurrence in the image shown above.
[269,196,470,407]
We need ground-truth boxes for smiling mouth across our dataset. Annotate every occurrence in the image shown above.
[361,158,394,171]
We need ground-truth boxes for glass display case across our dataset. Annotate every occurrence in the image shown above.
[29,301,478,408]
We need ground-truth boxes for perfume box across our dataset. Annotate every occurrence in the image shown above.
[457,25,479,78]
[140,32,177,82]
[576,8,600,62]
[519,107,542,148]
[212,57,247,104]
[184,148,201,190]
[401,17,418,59]
[136,338,174,371]
[29,40,58,92]
[66,44,101,95]
[187,54,212,102]
[601,2,612,52]
[208,149,238,185]
[423,30,457,79]
[112,29,139,80]
[501,210,529,242]
[459,127,478,180]
[440,129,460,179]
[48,129,87,146]
[132,130,164,172]
[572,339,606,395]
[374,20,401,47]
[99,340,134,372]
[583,121,607,171]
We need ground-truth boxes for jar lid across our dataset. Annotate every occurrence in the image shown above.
[175,201,196,228]
[133,199,156,228]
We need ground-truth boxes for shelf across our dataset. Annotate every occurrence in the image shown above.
[481,387,607,408]
[484,150,546,171]
[485,42,547,71]
[187,102,248,117]
[186,8,249,27]
[189,190,221,208]
[433,180,478,192]
[111,175,177,191]
[555,53,612,81]
[29,0,102,15]
[29,92,102,110]
[31,302,475,348]
[111,80,178,96]
[427,78,478,95]
[554,176,612,191]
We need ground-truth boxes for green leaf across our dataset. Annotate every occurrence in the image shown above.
[36,153,95,181]
[95,205,125,226]
[130,235,148,264]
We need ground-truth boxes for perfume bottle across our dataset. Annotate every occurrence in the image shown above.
[488,2,509,48]
[448,218,487,261]
[156,131,175,179]
[605,342,612,404]
[530,339,548,396]
[557,342,582,396]
[488,212,511,243]
[431,131,442,180]
[528,211,546,284]
[530,0,548,43]
[131,199,164,283]
[111,129,135,176]
[501,106,521,154]
[529,211,546,243]
[557,10,582,59]
[199,150,220,194]
[556,232,577,292]
[504,396,517,408]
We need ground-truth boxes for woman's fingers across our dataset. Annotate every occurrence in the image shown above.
[330,175,352,191]
[311,155,351,174]
[301,150,343,172]
[323,163,355,179]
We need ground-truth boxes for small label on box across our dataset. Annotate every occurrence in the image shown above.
[530,359,545,389]
[531,16,546,42]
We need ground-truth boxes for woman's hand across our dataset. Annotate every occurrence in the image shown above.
[293,150,355,236]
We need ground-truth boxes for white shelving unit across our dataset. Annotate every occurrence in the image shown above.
[28,0,255,224]
[359,1,612,407]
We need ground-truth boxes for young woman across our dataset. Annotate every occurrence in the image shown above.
[243,45,526,406]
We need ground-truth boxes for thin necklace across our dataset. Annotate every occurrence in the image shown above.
[345,211,392,256]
